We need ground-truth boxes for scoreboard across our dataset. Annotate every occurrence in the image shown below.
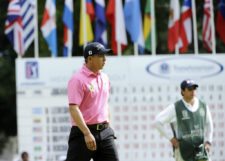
[16,56,225,161]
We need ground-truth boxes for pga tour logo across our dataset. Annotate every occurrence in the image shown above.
[26,61,39,79]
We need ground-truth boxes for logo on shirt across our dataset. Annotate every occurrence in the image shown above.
[199,108,205,117]
[88,83,95,92]
[194,124,200,129]
[181,110,190,120]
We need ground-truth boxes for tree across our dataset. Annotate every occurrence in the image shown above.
[0,53,16,154]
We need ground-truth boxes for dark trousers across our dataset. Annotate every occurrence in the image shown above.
[66,126,119,161]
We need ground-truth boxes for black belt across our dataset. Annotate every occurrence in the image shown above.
[87,123,109,131]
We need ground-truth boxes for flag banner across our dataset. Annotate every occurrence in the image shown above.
[63,0,74,57]
[124,0,144,53]
[86,0,95,20]
[115,0,127,48]
[168,0,180,52]
[94,0,107,46]
[79,0,95,46]
[144,0,151,51]
[216,0,225,45]
[5,0,35,56]
[106,0,127,54]
[41,0,57,57]
[202,0,212,52]
[178,0,192,53]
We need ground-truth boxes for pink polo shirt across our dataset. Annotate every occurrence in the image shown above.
[67,64,110,126]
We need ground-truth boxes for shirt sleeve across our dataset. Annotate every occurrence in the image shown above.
[204,105,214,143]
[67,77,84,106]
[153,104,177,140]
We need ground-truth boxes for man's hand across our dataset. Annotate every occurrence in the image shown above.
[84,133,97,151]
[170,137,179,148]
[204,141,211,152]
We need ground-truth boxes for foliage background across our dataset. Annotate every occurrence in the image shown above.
[0,0,224,153]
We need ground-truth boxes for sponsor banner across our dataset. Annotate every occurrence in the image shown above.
[16,56,225,87]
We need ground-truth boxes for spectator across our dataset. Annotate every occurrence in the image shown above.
[21,151,29,161]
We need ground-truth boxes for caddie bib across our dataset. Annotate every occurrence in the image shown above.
[175,100,207,161]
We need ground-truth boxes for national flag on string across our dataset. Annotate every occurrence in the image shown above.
[202,0,212,52]
[143,0,151,51]
[4,0,35,56]
[168,0,180,53]
[178,0,192,53]
[41,0,57,57]
[79,0,95,46]
[124,0,144,54]
[63,0,74,57]
[106,0,127,54]
[216,0,225,44]
[94,0,107,46]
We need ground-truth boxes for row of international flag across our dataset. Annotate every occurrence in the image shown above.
[169,0,215,53]
[4,0,225,57]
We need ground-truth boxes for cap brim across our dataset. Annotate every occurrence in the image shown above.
[99,49,113,55]
[187,84,199,88]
